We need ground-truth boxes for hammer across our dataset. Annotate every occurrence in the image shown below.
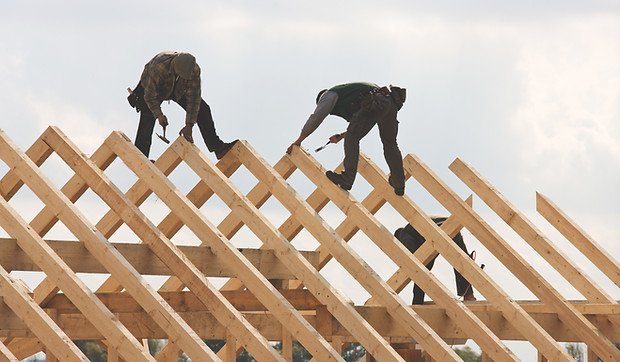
[156,124,170,144]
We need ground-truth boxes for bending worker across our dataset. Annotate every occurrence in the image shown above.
[128,51,236,159]
[287,82,407,195]
[395,216,477,304]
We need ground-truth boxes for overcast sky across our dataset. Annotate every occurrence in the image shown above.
[2,1,619,360]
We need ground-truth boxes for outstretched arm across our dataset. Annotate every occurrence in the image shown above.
[286,91,338,154]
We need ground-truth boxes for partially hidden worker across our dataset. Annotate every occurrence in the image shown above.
[287,82,407,195]
[127,51,236,159]
[394,216,477,304]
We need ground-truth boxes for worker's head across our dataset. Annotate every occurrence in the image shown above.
[394,227,405,240]
[172,53,196,79]
[316,89,328,104]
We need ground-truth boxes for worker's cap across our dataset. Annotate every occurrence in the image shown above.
[173,52,196,79]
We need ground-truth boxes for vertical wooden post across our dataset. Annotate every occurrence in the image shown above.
[225,331,237,362]
[281,325,293,362]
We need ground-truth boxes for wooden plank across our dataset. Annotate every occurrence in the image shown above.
[536,192,620,288]
[0,136,53,201]
[105,131,345,362]
[366,196,473,305]
[0,339,19,362]
[104,152,242,294]
[450,160,614,303]
[2,339,42,361]
[44,290,321,313]
[447,157,620,360]
[0,129,218,362]
[4,301,618,342]
[42,126,284,362]
[238,141,472,361]
[0,265,86,362]
[405,153,620,361]
[0,181,155,360]
[0,238,317,279]
[289,147,517,362]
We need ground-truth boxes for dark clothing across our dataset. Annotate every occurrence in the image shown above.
[342,91,404,188]
[328,82,378,120]
[395,217,474,305]
[300,82,405,189]
[129,51,226,157]
[130,83,226,157]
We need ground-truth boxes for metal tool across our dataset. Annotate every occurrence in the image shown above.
[315,132,345,152]
[156,124,170,144]
[315,140,331,152]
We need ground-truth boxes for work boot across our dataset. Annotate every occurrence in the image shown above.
[326,171,352,191]
[388,176,405,196]
[462,289,477,302]
[215,140,238,160]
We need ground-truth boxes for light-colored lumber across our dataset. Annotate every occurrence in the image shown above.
[0,339,18,362]
[0,265,86,362]
[447,157,620,360]
[451,159,614,303]
[405,154,620,361]
[42,126,285,362]
[290,146,518,361]
[100,149,242,294]
[238,141,477,361]
[3,296,620,341]
[0,142,157,362]
[366,196,473,306]
[0,129,218,362]
[105,131,345,362]
[43,290,320,313]
[536,192,620,288]
[0,238,316,278]
[360,153,572,360]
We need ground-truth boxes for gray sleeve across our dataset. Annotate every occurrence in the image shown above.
[299,91,338,138]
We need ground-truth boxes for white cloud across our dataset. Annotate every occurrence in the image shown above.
[26,98,110,154]
[512,14,620,174]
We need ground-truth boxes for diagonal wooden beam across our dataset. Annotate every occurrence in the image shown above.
[359,153,575,361]
[451,159,614,303]
[0,129,220,361]
[41,126,286,362]
[105,131,345,362]
[0,135,53,201]
[0,266,86,362]
[365,196,473,306]
[235,141,480,361]
[0,132,165,362]
[0,338,19,362]
[536,192,620,289]
[405,154,620,361]
[289,146,519,361]
[447,157,620,360]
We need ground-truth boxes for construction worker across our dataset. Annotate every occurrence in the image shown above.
[395,217,477,304]
[287,82,407,195]
[127,51,236,158]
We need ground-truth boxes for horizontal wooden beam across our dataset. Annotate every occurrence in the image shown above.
[2,296,618,343]
[0,238,317,279]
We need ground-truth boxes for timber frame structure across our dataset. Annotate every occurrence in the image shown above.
[0,126,618,362]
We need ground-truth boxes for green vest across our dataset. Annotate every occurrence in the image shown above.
[329,82,378,121]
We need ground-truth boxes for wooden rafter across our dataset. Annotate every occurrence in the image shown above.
[1,126,618,362]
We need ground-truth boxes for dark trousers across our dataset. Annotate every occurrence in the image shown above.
[396,220,474,304]
[341,93,405,188]
[133,84,225,157]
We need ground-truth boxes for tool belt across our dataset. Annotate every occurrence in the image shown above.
[127,83,145,113]
[369,85,407,110]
